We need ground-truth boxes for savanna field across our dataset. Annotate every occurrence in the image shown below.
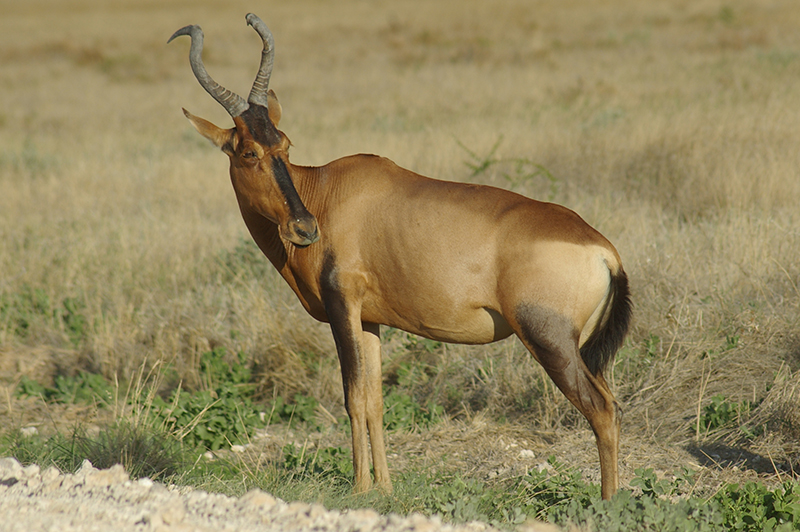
[1,0,800,529]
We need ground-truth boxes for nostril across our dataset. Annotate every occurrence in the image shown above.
[291,219,319,244]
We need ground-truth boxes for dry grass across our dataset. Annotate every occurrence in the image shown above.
[2,0,800,494]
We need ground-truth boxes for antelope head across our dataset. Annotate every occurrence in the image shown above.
[169,14,319,247]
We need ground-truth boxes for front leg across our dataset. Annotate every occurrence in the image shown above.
[362,322,390,490]
[322,272,391,492]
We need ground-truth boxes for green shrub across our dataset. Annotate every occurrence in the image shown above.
[57,297,88,346]
[551,489,723,532]
[0,286,89,345]
[266,394,320,428]
[715,481,800,532]
[0,285,51,337]
[699,393,762,438]
[199,347,254,393]
[383,389,443,431]
[149,388,263,451]
[16,372,114,406]
[149,348,264,451]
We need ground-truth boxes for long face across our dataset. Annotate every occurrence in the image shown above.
[182,99,319,248]
[170,15,319,247]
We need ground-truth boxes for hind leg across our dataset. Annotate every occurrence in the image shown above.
[513,305,620,500]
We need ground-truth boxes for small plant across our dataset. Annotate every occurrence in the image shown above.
[0,286,89,345]
[644,333,661,358]
[401,335,443,354]
[456,136,559,200]
[395,360,436,387]
[0,285,51,338]
[149,388,263,451]
[701,333,743,360]
[16,372,114,406]
[630,467,674,498]
[149,349,264,451]
[266,394,320,428]
[715,481,800,531]
[57,296,88,346]
[723,333,740,351]
[629,467,696,498]
[698,393,761,437]
[430,476,493,524]
[199,347,253,392]
[383,389,443,431]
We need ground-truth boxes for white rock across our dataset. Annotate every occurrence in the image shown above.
[85,464,129,488]
[41,466,61,485]
[158,501,187,525]
[238,489,277,511]
[78,459,95,475]
[22,463,40,478]
[0,457,22,480]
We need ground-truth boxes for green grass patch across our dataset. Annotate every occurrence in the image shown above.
[0,285,90,346]
[1,421,187,481]
[216,237,274,282]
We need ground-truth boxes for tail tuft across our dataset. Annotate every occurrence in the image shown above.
[580,268,632,376]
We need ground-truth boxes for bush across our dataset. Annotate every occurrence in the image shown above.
[17,372,114,406]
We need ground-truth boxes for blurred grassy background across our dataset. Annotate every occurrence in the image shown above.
[1,0,799,489]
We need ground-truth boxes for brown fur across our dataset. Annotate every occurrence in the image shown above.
[176,20,631,500]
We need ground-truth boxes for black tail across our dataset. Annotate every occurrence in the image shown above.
[580,267,632,376]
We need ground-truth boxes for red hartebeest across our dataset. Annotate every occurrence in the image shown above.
[170,14,631,500]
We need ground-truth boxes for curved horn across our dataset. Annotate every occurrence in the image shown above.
[245,13,275,108]
[168,24,249,117]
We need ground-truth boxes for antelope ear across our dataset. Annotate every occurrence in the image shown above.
[267,89,282,126]
[182,108,237,155]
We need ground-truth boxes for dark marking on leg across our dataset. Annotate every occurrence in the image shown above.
[320,249,361,407]
[514,304,579,373]
[513,302,620,500]
[319,249,387,493]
